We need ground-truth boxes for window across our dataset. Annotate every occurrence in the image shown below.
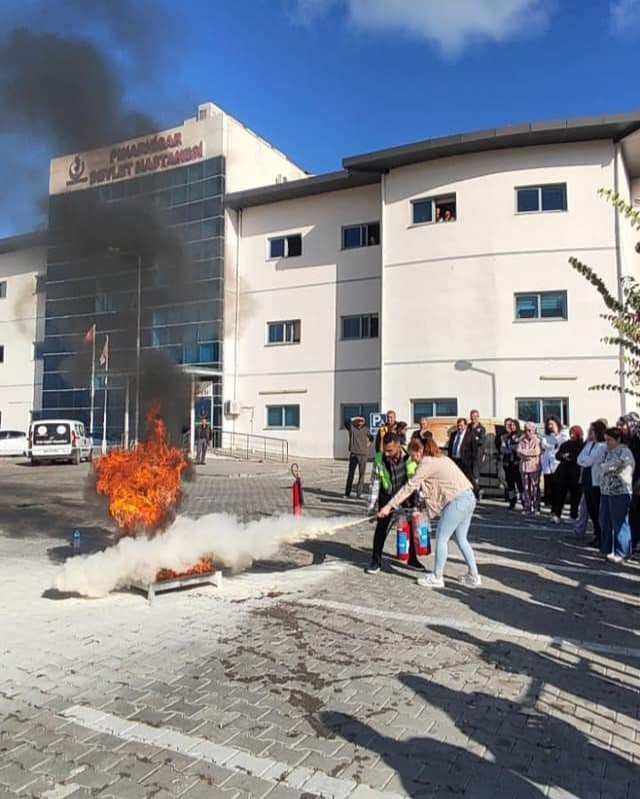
[516,397,569,426]
[341,314,379,340]
[269,234,302,259]
[0,345,4,363]
[515,291,567,321]
[412,194,457,225]
[266,405,300,429]
[341,403,379,429]
[267,320,301,345]
[516,184,567,213]
[0,281,6,299]
[342,222,380,249]
[412,398,458,423]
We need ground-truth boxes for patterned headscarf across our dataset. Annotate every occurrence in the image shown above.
[620,412,640,439]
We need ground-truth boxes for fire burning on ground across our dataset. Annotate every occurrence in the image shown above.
[55,401,368,599]
[93,403,213,582]
[95,403,188,536]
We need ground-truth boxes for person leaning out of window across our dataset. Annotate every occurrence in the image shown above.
[599,427,635,563]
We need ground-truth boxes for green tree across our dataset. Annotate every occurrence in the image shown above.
[569,188,640,398]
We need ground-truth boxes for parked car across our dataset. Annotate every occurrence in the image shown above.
[0,430,28,457]
[28,419,93,465]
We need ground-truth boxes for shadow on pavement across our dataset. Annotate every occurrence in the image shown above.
[321,669,634,798]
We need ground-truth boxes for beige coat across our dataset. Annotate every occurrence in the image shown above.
[381,455,473,518]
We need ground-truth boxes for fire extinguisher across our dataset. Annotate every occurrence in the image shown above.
[396,513,410,562]
[291,463,303,516]
[411,509,431,557]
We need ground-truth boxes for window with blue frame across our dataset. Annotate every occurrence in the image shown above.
[517,397,569,425]
[412,195,457,225]
[515,291,567,320]
[411,398,458,423]
[341,314,379,340]
[267,320,301,345]
[516,184,567,213]
[266,405,300,429]
[341,403,378,428]
[342,222,380,249]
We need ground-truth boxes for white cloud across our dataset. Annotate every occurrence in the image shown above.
[610,0,640,35]
[292,0,552,55]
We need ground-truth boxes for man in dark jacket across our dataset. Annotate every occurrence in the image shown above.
[344,416,374,499]
[447,417,470,478]
[366,432,416,573]
[461,410,486,498]
[195,417,212,464]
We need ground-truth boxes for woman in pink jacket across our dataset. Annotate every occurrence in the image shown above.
[517,422,543,515]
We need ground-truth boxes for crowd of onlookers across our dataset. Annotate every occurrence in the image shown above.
[498,413,639,562]
[344,409,638,582]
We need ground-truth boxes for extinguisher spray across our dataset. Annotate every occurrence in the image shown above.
[396,512,410,562]
[411,509,431,557]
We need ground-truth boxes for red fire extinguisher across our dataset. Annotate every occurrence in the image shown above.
[291,463,303,516]
[396,513,410,562]
[411,509,431,557]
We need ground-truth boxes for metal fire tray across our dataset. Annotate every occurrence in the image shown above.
[130,570,222,603]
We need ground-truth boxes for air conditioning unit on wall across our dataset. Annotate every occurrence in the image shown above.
[224,400,241,417]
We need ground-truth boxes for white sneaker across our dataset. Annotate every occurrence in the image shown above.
[460,572,482,587]
[606,554,623,564]
[417,573,445,588]
[552,516,561,524]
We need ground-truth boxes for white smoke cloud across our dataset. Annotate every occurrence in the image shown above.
[55,513,366,598]
[292,0,552,55]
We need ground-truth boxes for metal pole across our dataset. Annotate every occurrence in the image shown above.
[189,376,196,458]
[123,374,130,448]
[134,254,142,443]
[89,324,96,437]
[101,335,109,455]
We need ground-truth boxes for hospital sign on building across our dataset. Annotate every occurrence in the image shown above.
[49,124,207,195]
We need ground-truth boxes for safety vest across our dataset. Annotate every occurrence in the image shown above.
[374,451,417,493]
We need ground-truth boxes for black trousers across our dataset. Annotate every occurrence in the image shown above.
[345,454,367,497]
[372,515,393,562]
[543,473,556,507]
[583,485,602,541]
[504,463,523,507]
[630,494,640,548]
[552,472,581,519]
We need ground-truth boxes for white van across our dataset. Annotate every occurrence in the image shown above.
[29,419,93,465]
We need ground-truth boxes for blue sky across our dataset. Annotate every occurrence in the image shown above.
[3,0,640,235]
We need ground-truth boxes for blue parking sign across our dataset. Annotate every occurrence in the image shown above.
[369,412,387,433]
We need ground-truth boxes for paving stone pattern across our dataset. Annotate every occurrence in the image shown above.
[0,457,639,798]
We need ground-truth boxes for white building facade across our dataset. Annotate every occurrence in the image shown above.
[225,114,640,458]
[0,233,46,432]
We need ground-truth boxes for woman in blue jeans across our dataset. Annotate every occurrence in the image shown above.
[378,436,480,588]
[599,427,634,562]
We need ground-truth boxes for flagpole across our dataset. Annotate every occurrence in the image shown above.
[89,323,96,437]
[101,335,109,455]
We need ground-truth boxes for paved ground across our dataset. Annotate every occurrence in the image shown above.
[0,454,639,799]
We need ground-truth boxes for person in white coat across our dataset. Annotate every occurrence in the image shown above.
[541,415,569,508]
[577,420,607,548]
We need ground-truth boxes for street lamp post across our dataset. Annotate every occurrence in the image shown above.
[134,254,142,444]
[454,360,497,417]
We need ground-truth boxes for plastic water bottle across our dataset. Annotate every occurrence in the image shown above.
[72,529,81,555]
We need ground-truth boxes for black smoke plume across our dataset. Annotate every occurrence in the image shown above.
[0,1,199,445]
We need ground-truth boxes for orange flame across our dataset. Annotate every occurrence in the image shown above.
[156,557,215,582]
[94,402,189,536]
